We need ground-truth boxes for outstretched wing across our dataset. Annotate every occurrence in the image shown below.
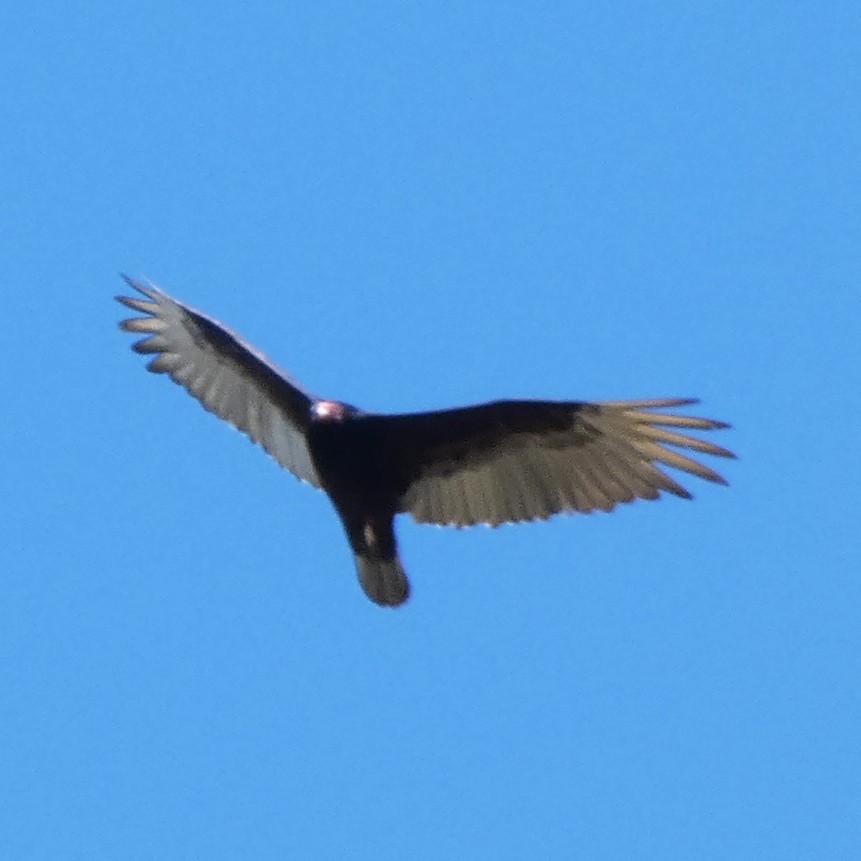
[381,399,733,527]
[116,276,321,487]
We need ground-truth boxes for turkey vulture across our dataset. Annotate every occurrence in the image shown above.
[116,276,734,607]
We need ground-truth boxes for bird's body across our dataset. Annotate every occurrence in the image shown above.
[306,410,410,603]
[116,277,734,607]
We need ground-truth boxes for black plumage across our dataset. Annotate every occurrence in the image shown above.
[116,276,734,607]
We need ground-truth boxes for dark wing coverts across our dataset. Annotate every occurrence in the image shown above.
[379,399,733,527]
[116,277,321,488]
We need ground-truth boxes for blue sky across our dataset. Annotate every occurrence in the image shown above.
[2,2,859,858]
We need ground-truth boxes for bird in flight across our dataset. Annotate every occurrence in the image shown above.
[116,276,734,608]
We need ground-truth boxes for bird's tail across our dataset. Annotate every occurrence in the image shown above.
[354,553,410,607]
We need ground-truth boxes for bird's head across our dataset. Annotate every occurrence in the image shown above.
[311,400,350,422]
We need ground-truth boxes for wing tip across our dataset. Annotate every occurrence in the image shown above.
[116,274,163,303]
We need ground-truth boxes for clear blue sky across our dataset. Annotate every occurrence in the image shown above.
[2,3,859,859]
